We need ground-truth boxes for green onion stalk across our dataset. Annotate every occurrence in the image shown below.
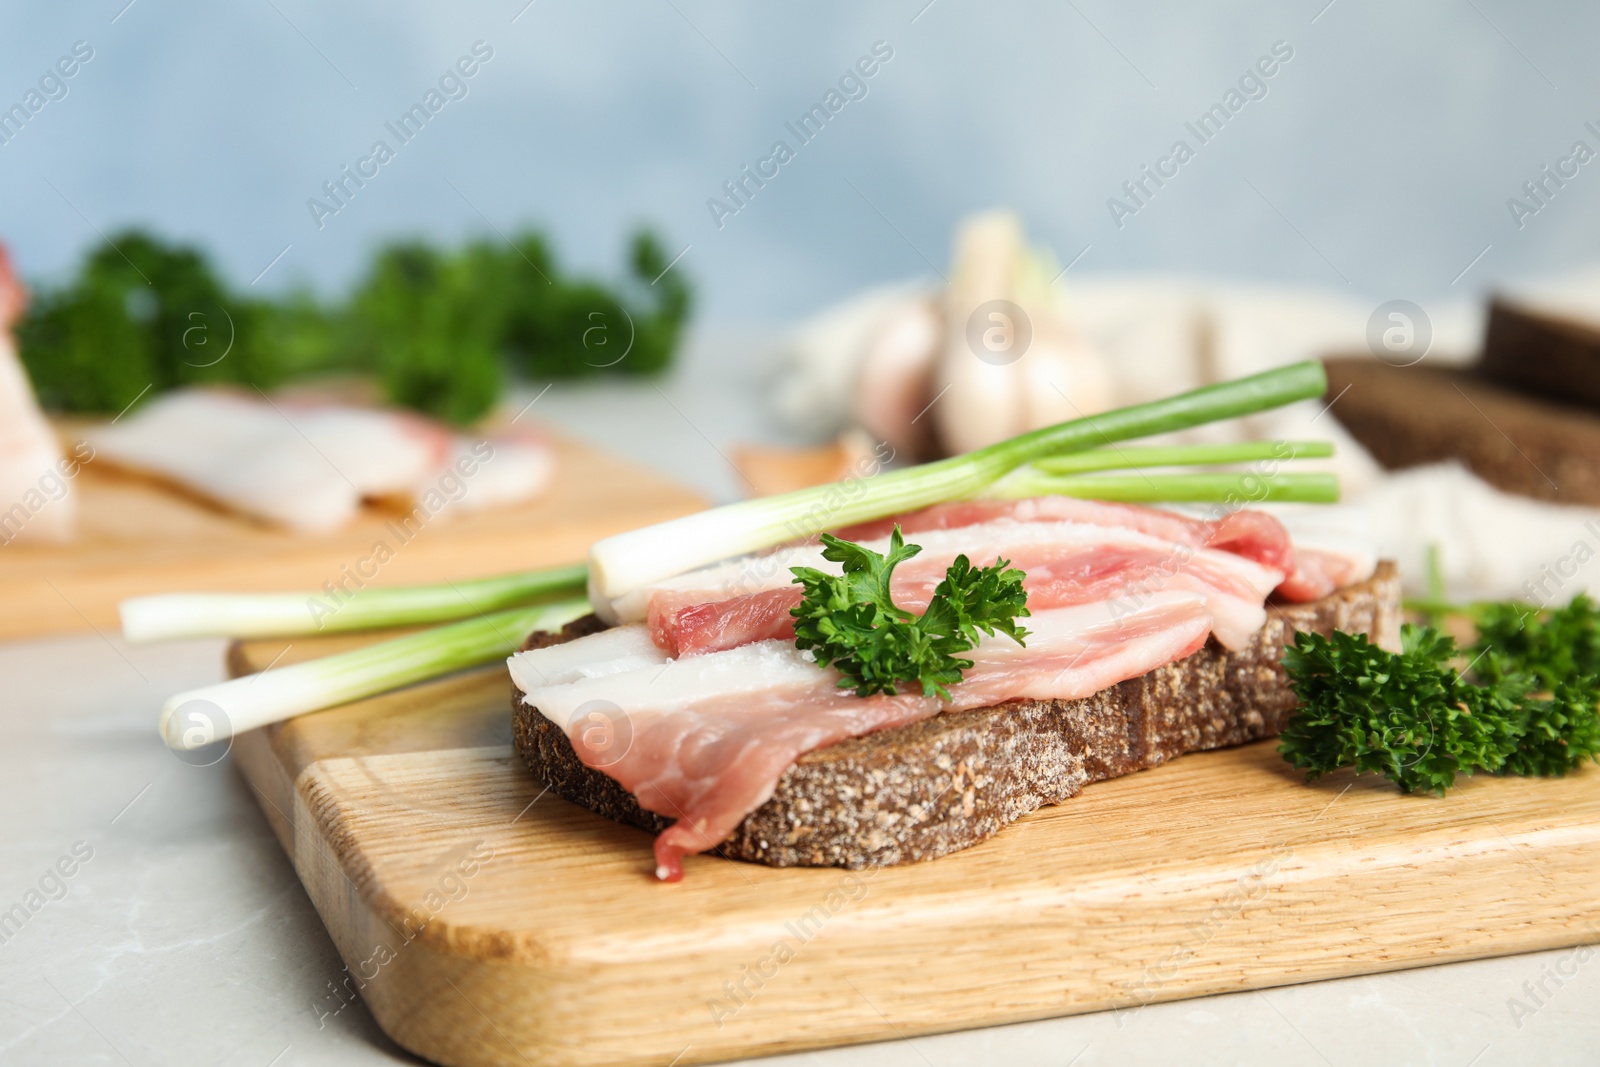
[122,563,587,642]
[585,360,1330,604]
[158,597,589,751]
[988,469,1341,504]
[1029,439,1333,475]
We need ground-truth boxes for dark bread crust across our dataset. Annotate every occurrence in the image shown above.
[512,562,1401,869]
[1323,356,1600,506]
[1481,297,1600,413]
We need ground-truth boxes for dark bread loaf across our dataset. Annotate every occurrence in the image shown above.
[1323,357,1600,506]
[512,562,1401,869]
[1480,297,1600,412]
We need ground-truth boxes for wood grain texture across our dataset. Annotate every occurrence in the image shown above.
[0,426,704,640]
[230,624,1600,1067]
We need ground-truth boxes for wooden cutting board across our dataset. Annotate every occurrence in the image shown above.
[0,428,705,641]
[227,635,1600,1067]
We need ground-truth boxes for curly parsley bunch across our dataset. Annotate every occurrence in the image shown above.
[1280,599,1600,796]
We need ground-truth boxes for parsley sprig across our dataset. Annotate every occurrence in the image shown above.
[1280,597,1600,796]
[790,527,1030,701]
[1471,594,1600,691]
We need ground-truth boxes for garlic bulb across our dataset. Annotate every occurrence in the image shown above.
[852,295,941,460]
[933,210,1115,454]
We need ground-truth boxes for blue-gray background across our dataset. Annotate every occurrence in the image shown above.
[2,0,1596,324]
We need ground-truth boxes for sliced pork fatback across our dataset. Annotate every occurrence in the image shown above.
[607,497,1308,628]
[511,591,1213,881]
[84,389,451,533]
[834,496,1356,603]
[86,388,557,532]
[1267,505,1379,602]
[417,432,557,518]
[834,496,1287,568]
[639,517,1281,655]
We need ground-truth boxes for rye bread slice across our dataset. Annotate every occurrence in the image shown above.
[512,562,1401,870]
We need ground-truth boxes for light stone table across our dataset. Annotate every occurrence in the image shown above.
[3,362,1597,1066]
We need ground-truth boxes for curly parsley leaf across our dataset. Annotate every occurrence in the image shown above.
[1472,594,1600,692]
[1280,609,1600,796]
[1502,680,1600,777]
[1279,625,1505,795]
[790,527,1030,701]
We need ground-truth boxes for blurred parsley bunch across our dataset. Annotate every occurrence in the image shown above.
[1279,596,1600,796]
[18,227,692,426]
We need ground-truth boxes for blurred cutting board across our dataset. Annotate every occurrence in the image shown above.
[0,428,705,641]
[229,633,1600,1067]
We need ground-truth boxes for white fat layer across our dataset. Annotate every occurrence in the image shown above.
[604,518,1279,623]
[522,638,824,730]
[957,609,1213,707]
[83,390,444,533]
[518,591,1207,730]
[1197,595,1267,651]
[507,625,667,692]
[1258,503,1377,581]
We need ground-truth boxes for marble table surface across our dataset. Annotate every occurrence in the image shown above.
[3,360,1597,1066]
